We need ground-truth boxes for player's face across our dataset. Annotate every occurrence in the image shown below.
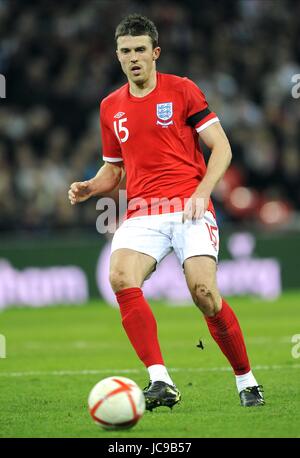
[116,35,160,85]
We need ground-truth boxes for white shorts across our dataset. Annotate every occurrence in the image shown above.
[111,211,219,268]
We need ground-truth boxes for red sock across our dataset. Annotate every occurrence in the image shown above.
[205,299,251,375]
[116,287,164,367]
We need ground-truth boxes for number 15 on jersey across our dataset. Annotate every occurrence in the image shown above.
[114,118,129,143]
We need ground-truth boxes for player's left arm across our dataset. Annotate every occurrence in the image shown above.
[183,121,232,221]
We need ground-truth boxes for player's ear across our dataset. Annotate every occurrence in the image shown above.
[153,47,161,61]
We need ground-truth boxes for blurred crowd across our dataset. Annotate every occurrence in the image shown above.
[0,0,299,231]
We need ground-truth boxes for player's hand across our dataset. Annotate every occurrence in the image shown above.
[182,192,209,222]
[68,181,95,205]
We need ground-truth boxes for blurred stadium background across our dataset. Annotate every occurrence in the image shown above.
[2,0,300,227]
[0,0,299,308]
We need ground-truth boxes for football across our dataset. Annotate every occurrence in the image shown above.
[88,376,145,430]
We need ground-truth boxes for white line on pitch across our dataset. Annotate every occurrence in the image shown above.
[0,364,299,378]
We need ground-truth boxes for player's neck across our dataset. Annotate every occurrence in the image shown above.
[128,70,157,98]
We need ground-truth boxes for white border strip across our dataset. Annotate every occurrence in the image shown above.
[0,364,299,378]
[103,156,123,162]
[196,117,219,133]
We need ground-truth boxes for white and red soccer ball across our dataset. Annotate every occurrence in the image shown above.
[88,376,145,430]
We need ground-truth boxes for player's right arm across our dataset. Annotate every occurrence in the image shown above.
[69,97,124,205]
[68,161,124,205]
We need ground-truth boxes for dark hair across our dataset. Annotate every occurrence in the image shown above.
[115,14,159,48]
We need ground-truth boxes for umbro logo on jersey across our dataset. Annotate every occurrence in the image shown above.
[157,102,173,127]
[114,112,125,119]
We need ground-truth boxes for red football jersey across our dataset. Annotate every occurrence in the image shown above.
[100,72,219,218]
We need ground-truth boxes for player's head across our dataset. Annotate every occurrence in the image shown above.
[115,14,161,85]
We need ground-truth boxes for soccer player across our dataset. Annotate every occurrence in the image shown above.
[68,14,264,410]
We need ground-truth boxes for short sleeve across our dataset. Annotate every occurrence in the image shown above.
[100,101,123,163]
[184,78,219,133]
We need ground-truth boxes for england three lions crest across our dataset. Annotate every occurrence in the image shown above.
[156,102,173,126]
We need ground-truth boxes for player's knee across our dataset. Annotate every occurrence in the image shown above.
[192,283,220,317]
[109,269,133,292]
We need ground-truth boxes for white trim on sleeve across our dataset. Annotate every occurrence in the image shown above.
[103,156,123,162]
[196,117,219,133]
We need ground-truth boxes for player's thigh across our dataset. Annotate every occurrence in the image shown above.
[109,248,157,292]
[172,211,219,268]
[184,255,222,314]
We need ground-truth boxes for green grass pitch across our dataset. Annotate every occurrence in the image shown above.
[0,292,300,438]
